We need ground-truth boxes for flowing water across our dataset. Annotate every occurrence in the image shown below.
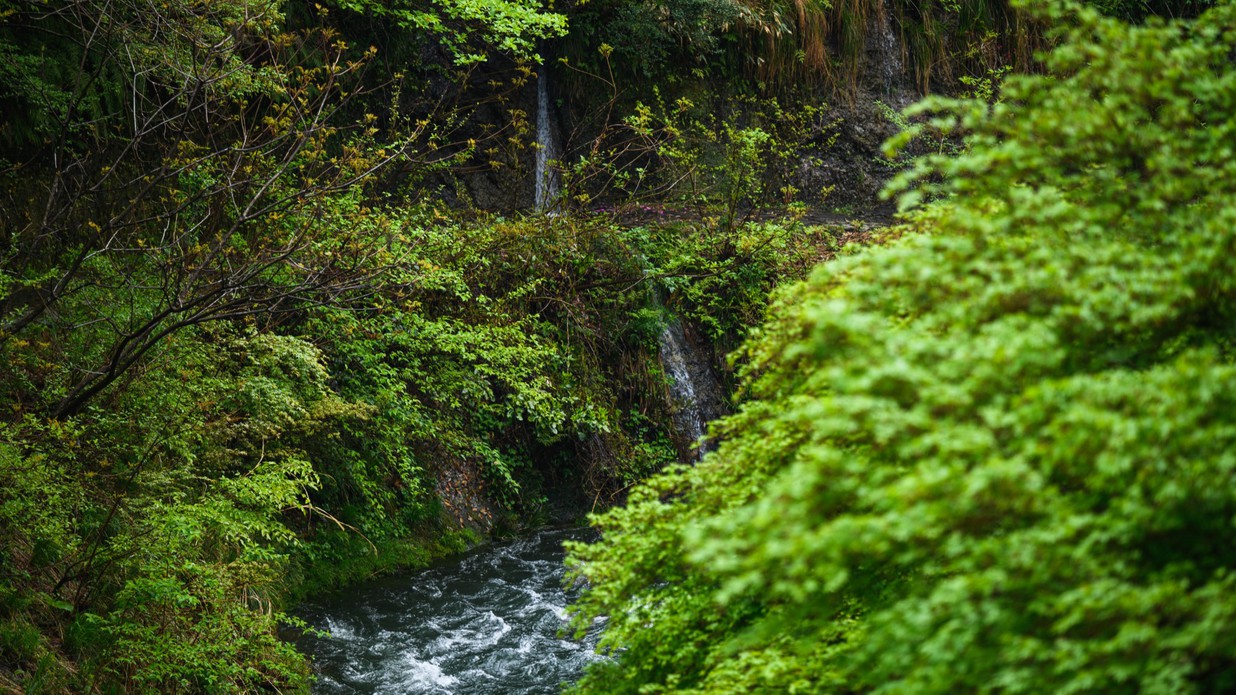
[870,8,904,92]
[297,528,605,694]
[659,321,706,456]
[658,318,724,460]
[533,65,561,211]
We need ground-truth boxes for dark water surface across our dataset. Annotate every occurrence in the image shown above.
[297,528,605,694]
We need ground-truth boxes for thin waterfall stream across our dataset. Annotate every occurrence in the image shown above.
[869,8,903,93]
[659,320,706,457]
[533,64,560,211]
[657,317,724,460]
[296,528,604,694]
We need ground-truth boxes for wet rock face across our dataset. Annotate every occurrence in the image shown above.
[790,85,920,212]
[678,320,726,432]
[455,59,564,213]
[867,8,908,95]
[433,449,497,534]
[426,10,935,218]
[461,170,518,211]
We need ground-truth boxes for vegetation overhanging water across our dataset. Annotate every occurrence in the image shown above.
[1,0,1233,691]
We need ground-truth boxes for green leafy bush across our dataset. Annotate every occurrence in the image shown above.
[0,0,568,685]
[0,326,358,690]
[567,1,1236,692]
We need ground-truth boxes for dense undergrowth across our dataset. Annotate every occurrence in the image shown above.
[0,0,870,685]
[567,1,1236,692]
[0,0,1208,687]
[0,201,847,689]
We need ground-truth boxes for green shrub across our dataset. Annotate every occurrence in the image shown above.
[567,1,1236,692]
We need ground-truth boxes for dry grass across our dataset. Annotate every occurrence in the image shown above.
[732,0,1044,95]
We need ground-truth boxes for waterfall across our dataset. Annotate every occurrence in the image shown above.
[533,64,560,211]
[658,318,723,461]
[870,7,903,92]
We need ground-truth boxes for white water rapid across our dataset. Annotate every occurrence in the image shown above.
[297,528,604,694]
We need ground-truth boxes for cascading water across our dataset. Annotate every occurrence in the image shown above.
[659,321,704,455]
[658,318,723,460]
[533,64,561,211]
[870,6,904,92]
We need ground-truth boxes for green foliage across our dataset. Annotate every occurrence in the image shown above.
[561,0,741,79]
[0,0,576,684]
[564,87,830,217]
[623,219,848,346]
[1,0,1048,693]
[328,0,566,65]
[0,326,363,690]
[287,527,477,600]
[568,2,1236,693]
[0,150,818,688]
[299,212,824,515]
[562,0,1036,93]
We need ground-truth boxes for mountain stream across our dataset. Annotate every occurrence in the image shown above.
[297,527,604,694]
